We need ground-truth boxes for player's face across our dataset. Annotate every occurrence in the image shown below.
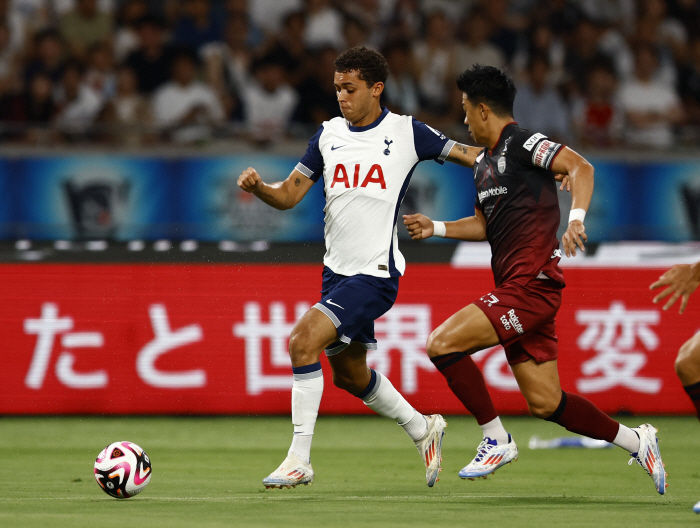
[334,70,379,125]
[462,93,485,145]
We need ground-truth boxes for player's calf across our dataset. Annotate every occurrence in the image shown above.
[674,333,700,421]
[674,332,700,386]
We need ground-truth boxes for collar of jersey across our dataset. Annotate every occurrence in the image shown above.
[489,121,518,154]
[347,107,390,132]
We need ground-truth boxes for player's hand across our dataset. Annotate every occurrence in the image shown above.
[403,213,434,240]
[554,173,570,192]
[562,219,586,257]
[237,167,262,193]
[650,264,700,314]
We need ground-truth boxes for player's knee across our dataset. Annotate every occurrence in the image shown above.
[426,329,452,359]
[526,396,559,419]
[288,329,316,364]
[331,371,362,395]
[675,338,700,384]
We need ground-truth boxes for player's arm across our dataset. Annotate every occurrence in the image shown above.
[444,143,482,168]
[403,208,487,241]
[549,146,594,258]
[237,167,314,210]
[650,261,700,314]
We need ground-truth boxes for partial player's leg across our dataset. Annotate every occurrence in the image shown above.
[675,331,700,421]
[512,357,667,495]
[673,331,700,512]
[427,303,515,479]
[262,308,337,489]
[328,342,446,487]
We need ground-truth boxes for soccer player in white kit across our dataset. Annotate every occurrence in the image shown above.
[237,47,460,488]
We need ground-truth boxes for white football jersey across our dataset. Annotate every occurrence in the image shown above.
[296,108,455,278]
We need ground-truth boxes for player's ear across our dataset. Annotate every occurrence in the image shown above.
[373,81,384,97]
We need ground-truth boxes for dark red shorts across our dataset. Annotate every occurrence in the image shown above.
[474,278,563,366]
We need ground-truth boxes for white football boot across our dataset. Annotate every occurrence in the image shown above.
[693,500,700,514]
[414,414,447,487]
[627,423,667,495]
[459,434,518,480]
[262,452,314,489]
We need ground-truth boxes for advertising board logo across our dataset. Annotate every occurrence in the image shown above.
[64,175,130,239]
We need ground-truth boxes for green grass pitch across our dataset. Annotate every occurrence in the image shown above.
[0,415,698,527]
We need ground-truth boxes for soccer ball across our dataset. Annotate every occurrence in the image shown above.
[93,441,152,499]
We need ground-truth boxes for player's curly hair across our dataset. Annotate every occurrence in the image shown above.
[456,64,516,117]
[334,46,389,87]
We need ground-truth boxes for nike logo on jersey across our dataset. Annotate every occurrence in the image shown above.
[331,144,346,150]
[326,299,344,310]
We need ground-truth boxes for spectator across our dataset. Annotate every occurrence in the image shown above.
[172,0,223,55]
[224,0,264,49]
[0,71,55,142]
[125,15,177,94]
[512,22,565,86]
[636,0,687,63]
[53,59,103,137]
[59,0,113,61]
[619,43,683,148]
[481,0,519,62]
[382,38,420,116]
[84,42,116,99]
[201,13,254,119]
[24,29,65,84]
[342,15,372,51]
[454,8,506,75]
[340,0,385,50]
[249,0,303,35]
[413,10,456,118]
[258,11,307,87]
[9,0,51,44]
[631,15,679,88]
[563,17,611,95]
[668,0,700,39]
[0,23,21,96]
[151,53,225,143]
[386,0,422,42]
[572,62,623,148]
[292,46,341,129]
[679,38,700,127]
[513,53,571,144]
[99,65,152,146]
[113,0,147,62]
[240,54,298,144]
[303,0,344,51]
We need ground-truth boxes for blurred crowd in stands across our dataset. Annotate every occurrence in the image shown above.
[0,0,698,149]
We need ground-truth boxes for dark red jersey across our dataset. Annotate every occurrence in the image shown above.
[473,123,566,288]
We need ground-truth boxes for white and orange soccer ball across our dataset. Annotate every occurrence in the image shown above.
[94,441,152,499]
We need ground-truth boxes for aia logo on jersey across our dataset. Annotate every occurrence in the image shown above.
[331,164,386,189]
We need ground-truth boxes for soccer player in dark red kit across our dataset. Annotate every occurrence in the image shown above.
[650,260,700,509]
[403,64,667,495]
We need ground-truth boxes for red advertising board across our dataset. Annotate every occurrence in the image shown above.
[0,263,696,415]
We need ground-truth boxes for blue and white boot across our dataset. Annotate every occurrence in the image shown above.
[459,434,518,480]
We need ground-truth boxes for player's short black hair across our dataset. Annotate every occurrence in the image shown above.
[334,46,389,87]
[456,64,516,118]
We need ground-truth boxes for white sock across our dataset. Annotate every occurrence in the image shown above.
[287,364,324,464]
[480,416,509,444]
[361,371,426,440]
[613,424,640,453]
[399,410,429,442]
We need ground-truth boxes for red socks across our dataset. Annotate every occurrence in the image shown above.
[545,391,620,443]
[683,381,700,421]
[431,352,498,425]
[432,353,621,443]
